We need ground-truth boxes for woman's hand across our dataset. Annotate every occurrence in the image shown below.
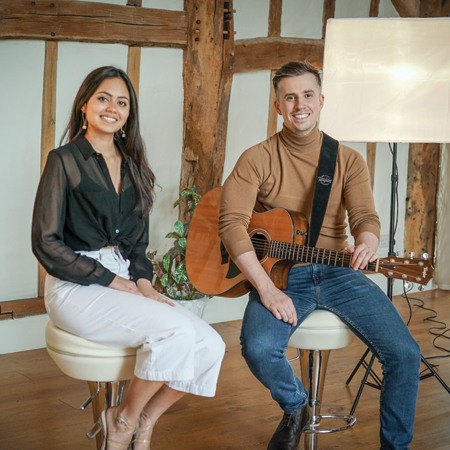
[109,275,143,295]
[137,278,176,307]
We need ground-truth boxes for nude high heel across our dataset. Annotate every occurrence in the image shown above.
[131,411,155,450]
[88,407,134,450]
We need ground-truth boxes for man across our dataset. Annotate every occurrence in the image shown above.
[218,61,420,450]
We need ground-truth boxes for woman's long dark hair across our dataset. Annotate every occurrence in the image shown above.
[61,66,156,217]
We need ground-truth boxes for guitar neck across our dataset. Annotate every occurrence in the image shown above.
[269,240,377,272]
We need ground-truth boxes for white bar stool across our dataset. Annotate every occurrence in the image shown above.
[45,320,138,449]
[288,310,357,450]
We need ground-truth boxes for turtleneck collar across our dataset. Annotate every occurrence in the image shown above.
[279,123,322,154]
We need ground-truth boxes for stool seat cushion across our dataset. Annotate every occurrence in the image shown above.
[45,321,137,382]
[288,310,356,350]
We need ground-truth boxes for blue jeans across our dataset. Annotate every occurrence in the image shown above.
[240,264,420,450]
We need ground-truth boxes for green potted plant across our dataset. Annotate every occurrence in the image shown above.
[147,186,210,316]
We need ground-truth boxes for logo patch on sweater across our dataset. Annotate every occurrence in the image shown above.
[318,175,332,186]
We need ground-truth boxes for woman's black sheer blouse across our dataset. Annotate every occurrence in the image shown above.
[32,136,154,287]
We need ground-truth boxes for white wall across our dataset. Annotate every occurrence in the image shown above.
[0,0,436,354]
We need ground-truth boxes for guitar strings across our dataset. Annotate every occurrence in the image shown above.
[249,237,375,269]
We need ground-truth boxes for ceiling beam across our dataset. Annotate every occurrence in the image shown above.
[234,37,324,73]
[0,0,188,47]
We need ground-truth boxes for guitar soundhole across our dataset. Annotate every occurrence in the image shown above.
[251,232,270,262]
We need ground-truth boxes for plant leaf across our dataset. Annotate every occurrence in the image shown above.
[163,254,171,272]
[173,261,187,284]
[165,232,181,240]
[161,273,169,287]
[167,285,178,298]
[178,237,187,249]
[174,221,184,235]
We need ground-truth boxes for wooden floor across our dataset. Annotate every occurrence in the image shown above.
[1,289,450,450]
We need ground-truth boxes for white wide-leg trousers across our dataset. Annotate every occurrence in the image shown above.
[44,247,225,397]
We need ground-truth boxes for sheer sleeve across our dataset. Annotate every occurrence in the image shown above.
[32,151,116,286]
[127,216,154,282]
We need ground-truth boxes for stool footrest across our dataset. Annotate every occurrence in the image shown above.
[304,414,356,434]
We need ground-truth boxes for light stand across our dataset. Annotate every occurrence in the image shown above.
[345,143,450,416]
[319,18,450,416]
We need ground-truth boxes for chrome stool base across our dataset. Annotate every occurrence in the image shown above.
[288,311,358,450]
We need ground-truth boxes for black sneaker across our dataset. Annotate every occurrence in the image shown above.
[267,404,311,450]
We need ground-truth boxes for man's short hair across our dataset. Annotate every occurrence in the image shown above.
[272,61,322,98]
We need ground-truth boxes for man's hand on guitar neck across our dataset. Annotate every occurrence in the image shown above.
[346,231,380,270]
[234,251,298,327]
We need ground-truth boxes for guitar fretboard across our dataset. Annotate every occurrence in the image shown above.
[268,240,377,272]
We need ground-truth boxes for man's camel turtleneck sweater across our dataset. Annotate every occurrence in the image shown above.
[219,124,380,261]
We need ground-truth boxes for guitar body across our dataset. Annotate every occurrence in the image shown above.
[186,187,308,297]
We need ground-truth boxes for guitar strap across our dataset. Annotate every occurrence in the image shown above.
[307,132,339,248]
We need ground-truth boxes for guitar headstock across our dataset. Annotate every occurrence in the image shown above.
[377,254,434,286]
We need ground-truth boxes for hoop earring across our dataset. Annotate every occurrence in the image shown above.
[121,125,126,138]
[82,112,87,130]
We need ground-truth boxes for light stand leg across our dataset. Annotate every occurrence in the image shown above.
[347,143,450,415]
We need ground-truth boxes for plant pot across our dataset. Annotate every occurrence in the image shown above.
[172,296,208,318]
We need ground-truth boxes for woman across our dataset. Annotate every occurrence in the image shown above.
[32,66,225,450]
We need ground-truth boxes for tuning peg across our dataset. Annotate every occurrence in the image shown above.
[403,281,412,290]
[409,252,416,259]
[422,253,429,260]
[418,285,425,291]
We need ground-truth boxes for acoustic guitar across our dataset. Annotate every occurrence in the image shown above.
[185,187,433,298]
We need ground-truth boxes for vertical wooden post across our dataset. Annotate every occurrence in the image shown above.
[38,41,58,298]
[126,1,142,99]
[267,0,282,138]
[268,0,282,37]
[127,46,141,99]
[180,0,235,216]
[404,143,439,258]
[369,0,381,17]
[322,0,336,38]
[366,142,376,191]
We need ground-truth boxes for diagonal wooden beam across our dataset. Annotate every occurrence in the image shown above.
[234,37,324,73]
[390,0,420,17]
[420,0,445,16]
[0,0,188,47]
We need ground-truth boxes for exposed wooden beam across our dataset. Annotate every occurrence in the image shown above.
[369,0,381,17]
[442,0,450,16]
[268,0,282,37]
[40,41,57,175]
[0,0,188,48]
[234,37,324,73]
[127,46,141,99]
[322,0,335,38]
[38,40,58,298]
[404,143,439,259]
[390,0,420,17]
[0,298,46,319]
[420,0,444,16]
[267,70,278,138]
[180,0,234,207]
[366,143,376,191]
